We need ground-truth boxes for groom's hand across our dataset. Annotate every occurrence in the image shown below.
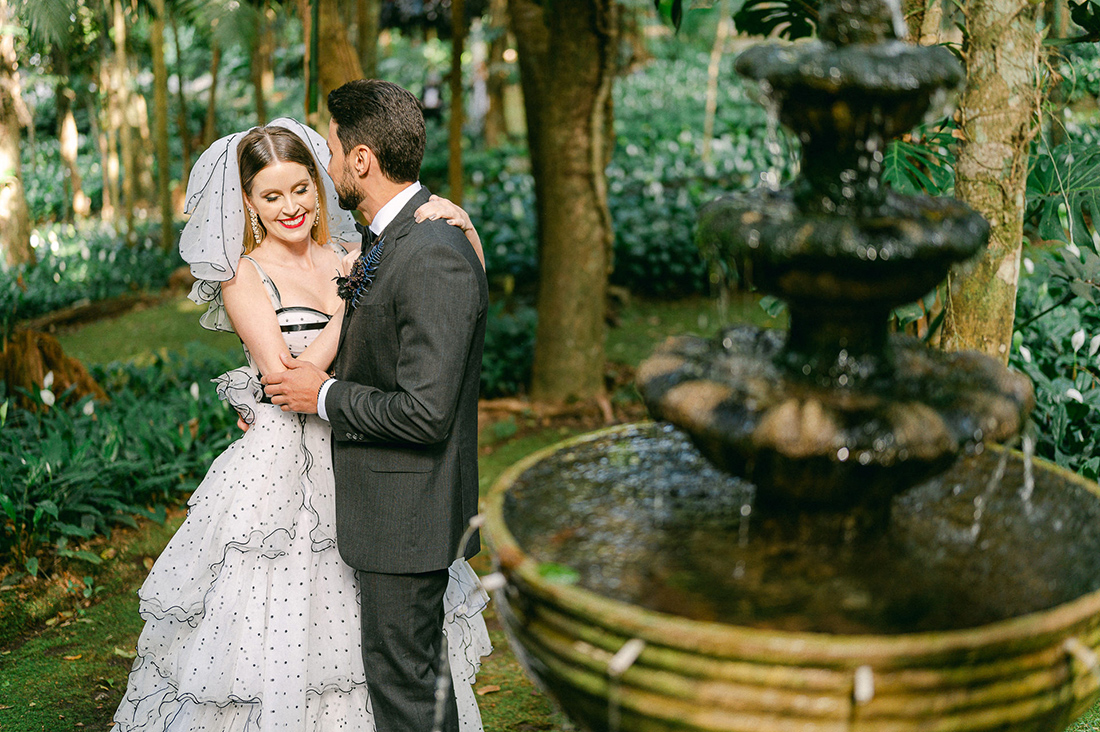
[262,352,326,414]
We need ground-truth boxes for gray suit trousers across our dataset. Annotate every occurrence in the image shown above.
[357,568,459,732]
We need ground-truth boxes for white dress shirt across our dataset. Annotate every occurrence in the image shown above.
[316,182,423,421]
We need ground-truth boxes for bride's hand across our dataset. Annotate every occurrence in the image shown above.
[414,195,486,270]
[341,249,358,276]
[414,194,473,232]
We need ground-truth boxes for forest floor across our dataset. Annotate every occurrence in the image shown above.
[4,291,1099,732]
[0,292,762,731]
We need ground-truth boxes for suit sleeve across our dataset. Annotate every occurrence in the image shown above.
[325,237,480,445]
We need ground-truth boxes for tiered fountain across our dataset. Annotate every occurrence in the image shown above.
[484,1,1100,730]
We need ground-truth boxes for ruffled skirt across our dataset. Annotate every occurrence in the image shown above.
[113,368,491,732]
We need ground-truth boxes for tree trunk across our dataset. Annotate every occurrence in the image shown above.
[942,0,1042,362]
[170,12,192,184]
[484,0,509,148]
[56,59,90,221]
[509,0,619,403]
[112,0,136,243]
[1045,0,1069,149]
[203,36,221,146]
[297,0,364,123]
[357,0,381,80]
[919,0,945,45]
[95,72,118,222]
[902,0,925,39]
[1,330,108,410]
[151,0,172,250]
[252,0,274,125]
[449,0,466,204]
[131,82,155,200]
[0,0,32,268]
[702,0,731,165]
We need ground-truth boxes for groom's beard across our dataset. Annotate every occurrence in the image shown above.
[335,171,364,211]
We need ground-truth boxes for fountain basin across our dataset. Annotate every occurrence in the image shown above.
[485,423,1100,732]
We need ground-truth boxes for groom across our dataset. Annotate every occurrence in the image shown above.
[263,79,487,731]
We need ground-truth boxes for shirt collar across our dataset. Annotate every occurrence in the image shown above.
[369,181,423,238]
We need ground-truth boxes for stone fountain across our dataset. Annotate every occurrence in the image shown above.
[483,1,1100,730]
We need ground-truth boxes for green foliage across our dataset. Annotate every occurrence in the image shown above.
[882,124,956,197]
[1011,250,1100,479]
[480,301,538,398]
[0,346,240,567]
[0,223,182,337]
[1027,142,1100,251]
[446,44,797,298]
[733,0,820,39]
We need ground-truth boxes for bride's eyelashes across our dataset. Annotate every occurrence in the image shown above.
[264,184,310,203]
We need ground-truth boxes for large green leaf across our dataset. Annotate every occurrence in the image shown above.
[882,127,956,197]
[1027,142,1100,251]
[733,0,819,39]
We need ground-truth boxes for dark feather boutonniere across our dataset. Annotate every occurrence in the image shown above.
[335,238,384,310]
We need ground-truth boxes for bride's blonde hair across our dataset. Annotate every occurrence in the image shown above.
[237,126,330,253]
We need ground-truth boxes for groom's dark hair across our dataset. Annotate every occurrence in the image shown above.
[328,80,425,184]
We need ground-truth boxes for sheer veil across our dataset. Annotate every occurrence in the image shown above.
[178,117,360,332]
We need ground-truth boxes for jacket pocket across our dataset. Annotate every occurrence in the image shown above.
[363,444,435,473]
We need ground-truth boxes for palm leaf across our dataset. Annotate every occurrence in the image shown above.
[14,0,75,47]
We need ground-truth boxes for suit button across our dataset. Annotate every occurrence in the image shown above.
[346,433,354,439]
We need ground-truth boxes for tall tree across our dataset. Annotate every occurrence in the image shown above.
[203,32,221,145]
[297,0,363,123]
[111,0,137,242]
[483,0,509,148]
[0,0,32,267]
[357,0,381,79]
[151,0,173,249]
[509,0,619,404]
[55,53,91,221]
[169,11,193,185]
[941,0,1043,362]
[250,0,275,124]
[449,0,466,204]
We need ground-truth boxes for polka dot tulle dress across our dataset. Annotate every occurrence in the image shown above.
[113,259,491,732]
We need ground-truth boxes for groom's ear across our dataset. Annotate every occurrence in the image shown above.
[352,145,373,179]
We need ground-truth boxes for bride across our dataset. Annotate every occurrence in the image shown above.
[112,118,490,731]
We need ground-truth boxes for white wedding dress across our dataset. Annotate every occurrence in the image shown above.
[114,257,491,732]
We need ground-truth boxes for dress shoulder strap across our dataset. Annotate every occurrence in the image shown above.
[239,255,284,310]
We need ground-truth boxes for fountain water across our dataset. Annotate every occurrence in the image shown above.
[484,1,1100,730]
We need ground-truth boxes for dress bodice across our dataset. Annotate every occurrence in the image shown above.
[239,255,332,369]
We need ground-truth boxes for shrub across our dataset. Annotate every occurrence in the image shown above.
[1010,249,1100,480]
[1,222,182,336]
[480,300,538,398]
[0,346,241,573]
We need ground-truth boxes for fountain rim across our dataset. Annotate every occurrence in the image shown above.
[484,421,1100,666]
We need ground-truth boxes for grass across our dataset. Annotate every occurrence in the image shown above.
[55,296,240,366]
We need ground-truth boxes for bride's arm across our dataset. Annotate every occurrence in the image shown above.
[292,248,351,371]
[221,261,290,379]
[415,195,486,270]
[295,300,344,371]
[221,258,344,376]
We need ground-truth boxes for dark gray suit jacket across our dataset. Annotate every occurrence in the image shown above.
[326,187,487,574]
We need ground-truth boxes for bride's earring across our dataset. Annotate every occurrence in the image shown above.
[248,207,263,244]
[312,190,321,231]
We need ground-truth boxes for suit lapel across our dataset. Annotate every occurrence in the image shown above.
[334,187,433,363]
